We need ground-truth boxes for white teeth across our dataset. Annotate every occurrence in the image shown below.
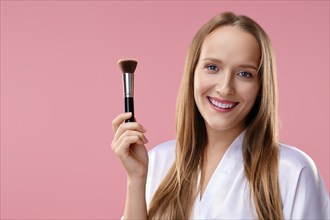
[209,98,235,109]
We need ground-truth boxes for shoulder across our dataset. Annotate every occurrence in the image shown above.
[147,140,176,177]
[279,143,317,172]
[146,140,176,207]
[278,143,320,184]
[278,143,329,219]
[148,139,176,159]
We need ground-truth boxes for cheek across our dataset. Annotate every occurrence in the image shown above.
[194,72,207,109]
[238,84,259,104]
[194,71,210,95]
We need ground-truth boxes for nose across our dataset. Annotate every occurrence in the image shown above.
[216,71,235,96]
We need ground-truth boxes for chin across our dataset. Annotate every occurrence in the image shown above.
[205,117,244,134]
[207,122,233,132]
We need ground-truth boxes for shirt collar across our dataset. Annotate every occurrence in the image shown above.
[216,130,245,174]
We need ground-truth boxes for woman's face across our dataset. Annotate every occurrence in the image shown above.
[194,25,260,135]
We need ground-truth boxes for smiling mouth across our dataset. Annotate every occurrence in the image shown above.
[208,97,238,109]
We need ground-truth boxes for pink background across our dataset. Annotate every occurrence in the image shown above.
[1,1,329,219]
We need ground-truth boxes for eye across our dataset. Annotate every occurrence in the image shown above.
[237,71,252,78]
[206,64,219,72]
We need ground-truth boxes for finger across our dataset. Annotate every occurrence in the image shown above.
[112,122,147,153]
[112,112,132,132]
[117,122,146,134]
[123,130,148,144]
[113,122,146,143]
[114,130,148,150]
[112,129,148,151]
[115,135,144,157]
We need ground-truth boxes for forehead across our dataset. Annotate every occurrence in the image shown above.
[200,26,260,66]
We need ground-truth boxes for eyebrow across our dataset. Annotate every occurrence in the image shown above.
[238,64,258,71]
[202,57,258,71]
[202,57,223,64]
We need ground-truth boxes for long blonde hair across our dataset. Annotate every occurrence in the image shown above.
[148,12,283,220]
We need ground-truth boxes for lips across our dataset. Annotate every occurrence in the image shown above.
[207,97,238,110]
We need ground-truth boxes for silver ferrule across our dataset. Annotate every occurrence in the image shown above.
[123,73,134,97]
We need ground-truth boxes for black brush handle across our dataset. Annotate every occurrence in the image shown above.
[124,97,134,122]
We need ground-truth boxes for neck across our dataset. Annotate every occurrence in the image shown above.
[199,124,244,199]
[205,124,244,153]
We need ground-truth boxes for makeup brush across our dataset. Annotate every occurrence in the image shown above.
[117,59,138,123]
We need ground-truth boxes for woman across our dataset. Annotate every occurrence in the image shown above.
[112,12,329,219]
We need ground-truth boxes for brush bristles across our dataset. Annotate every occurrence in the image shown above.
[117,59,138,74]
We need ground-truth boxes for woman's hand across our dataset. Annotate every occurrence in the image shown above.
[111,112,149,182]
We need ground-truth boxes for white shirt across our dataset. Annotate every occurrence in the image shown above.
[146,133,330,219]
